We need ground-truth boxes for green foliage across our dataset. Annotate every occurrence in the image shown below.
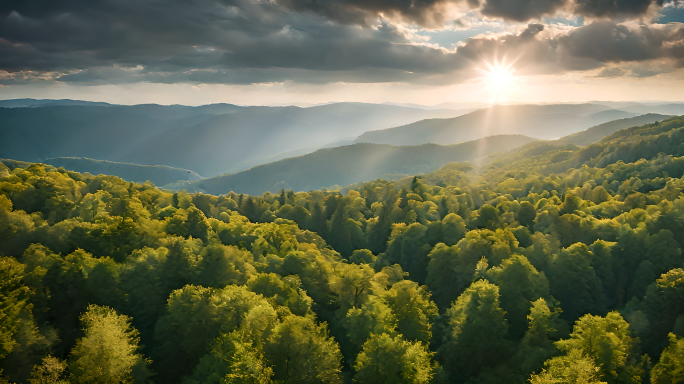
[530,349,607,384]
[28,355,69,384]
[69,305,151,384]
[488,254,552,339]
[650,333,684,384]
[0,256,29,359]
[263,316,342,384]
[3,116,684,383]
[354,333,435,384]
[555,312,640,382]
[380,280,438,344]
[441,280,510,378]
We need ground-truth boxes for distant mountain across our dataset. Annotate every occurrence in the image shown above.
[168,134,536,195]
[0,101,466,177]
[0,106,176,164]
[44,157,202,186]
[617,103,684,116]
[557,113,671,146]
[354,104,636,146]
[0,98,114,108]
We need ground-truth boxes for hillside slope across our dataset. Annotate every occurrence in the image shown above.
[170,134,536,195]
[355,104,634,145]
[44,157,202,186]
[557,113,670,146]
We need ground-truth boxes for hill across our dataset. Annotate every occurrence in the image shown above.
[0,101,465,177]
[477,115,684,180]
[43,157,202,186]
[556,113,670,146]
[169,134,536,195]
[354,103,636,145]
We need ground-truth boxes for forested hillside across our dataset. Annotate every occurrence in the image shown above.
[2,117,684,384]
[170,134,536,195]
[354,104,639,145]
[41,157,202,186]
[556,113,670,146]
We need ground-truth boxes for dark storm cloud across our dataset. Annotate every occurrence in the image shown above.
[575,0,665,18]
[0,0,464,84]
[477,0,566,21]
[0,0,683,86]
[559,21,684,62]
[274,0,667,25]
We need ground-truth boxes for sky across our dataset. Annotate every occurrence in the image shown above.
[1,0,683,106]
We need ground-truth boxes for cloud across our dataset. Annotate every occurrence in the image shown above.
[273,0,669,26]
[595,67,627,77]
[575,0,664,18]
[475,0,568,21]
[0,0,683,86]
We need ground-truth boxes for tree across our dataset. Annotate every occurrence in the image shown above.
[224,341,274,384]
[530,349,607,384]
[195,243,256,288]
[380,280,438,343]
[384,223,431,284]
[183,304,279,384]
[246,273,312,317]
[555,312,639,383]
[153,285,266,380]
[440,280,509,378]
[344,296,397,353]
[69,305,151,384]
[353,333,435,384]
[517,298,561,374]
[186,207,210,242]
[425,243,461,309]
[516,201,537,228]
[549,243,606,322]
[441,213,466,246]
[644,268,684,350]
[472,204,500,230]
[264,316,342,384]
[330,263,375,311]
[650,333,684,384]
[488,254,551,339]
[28,355,68,384]
[427,229,517,310]
[350,249,375,265]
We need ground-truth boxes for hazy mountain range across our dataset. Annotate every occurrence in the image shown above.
[354,104,643,145]
[0,100,466,177]
[0,99,681,195]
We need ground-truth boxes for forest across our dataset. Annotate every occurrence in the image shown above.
[2,116,684,384]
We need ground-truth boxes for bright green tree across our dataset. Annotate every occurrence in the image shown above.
[69,305,151,384]
[263,316,342,384]
[353,333,435,384]
[530,349,607,384]
[380,280,438,343]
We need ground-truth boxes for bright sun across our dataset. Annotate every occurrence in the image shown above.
[478,61,517,102]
